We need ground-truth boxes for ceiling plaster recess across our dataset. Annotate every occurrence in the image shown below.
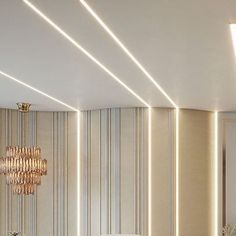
[22,0,151,108]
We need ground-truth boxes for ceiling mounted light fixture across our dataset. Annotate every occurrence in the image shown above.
[0,103,47,195]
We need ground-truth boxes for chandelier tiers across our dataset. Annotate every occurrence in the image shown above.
[0,146,47,194]
[0,103,48,195]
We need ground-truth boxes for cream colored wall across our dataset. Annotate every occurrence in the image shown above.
[179,109,214,236]
[0,108,215,236]
[81,108,215,236]
[0,109,77,236]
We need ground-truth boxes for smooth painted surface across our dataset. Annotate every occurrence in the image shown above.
[179,110,214,236]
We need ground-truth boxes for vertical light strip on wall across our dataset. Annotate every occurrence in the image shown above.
[230,24,236,57]
[77,111,81,236]
[80,0,177,109]
[79,3,181,236]
[148,107,152,236]
[214,111,218,236]
[175,108,179,236]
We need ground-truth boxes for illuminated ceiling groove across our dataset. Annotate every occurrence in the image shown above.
[0,70,79,112]
[80,0,178,109]
[22,0,151,108]
[230,24,236,57]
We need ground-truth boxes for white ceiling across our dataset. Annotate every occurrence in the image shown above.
[0,0,236,111]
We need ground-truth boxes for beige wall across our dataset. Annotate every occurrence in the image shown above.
[81,108,215,236]
[0,108,215,236]
[179,109,214,236]
[0,109,77,236]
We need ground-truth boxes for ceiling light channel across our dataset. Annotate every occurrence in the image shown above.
[0,70,79,112]
[80,0,178,109]
[22,0,151,108]
[230,24,236,57]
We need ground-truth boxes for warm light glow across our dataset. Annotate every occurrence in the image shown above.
[214,112,218,236]
[80,0,177,109]
[22,0,151,108]
[230,24,236,57]
[148,108,152,236]
[77,111,81,236]
[0,70,79,112]
[0,146,47,195]
[175,108,179,236]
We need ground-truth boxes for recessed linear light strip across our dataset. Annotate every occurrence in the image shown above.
[214,112,218,236]
[175,108,179,236]
[80,0,178,109]
[77,111,81,236]
[22,0,150,108]
[0,70,79,112]
[230,24,236,57]
[148,107,152,236]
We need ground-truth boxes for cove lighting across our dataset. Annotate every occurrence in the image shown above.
[148,108,152,236]
[0,70,79,112]
[230,24,236,57]
[80,0,178,109]
[175,108,179,236]
[214,112,218,236]
[22,0,150,108]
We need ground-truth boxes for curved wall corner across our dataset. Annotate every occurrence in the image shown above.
[179,109,215,236]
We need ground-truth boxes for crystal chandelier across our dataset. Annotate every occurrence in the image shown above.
[0,103,47,195]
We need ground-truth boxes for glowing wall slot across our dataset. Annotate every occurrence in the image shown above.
[175,108,179,236]
[77,111,81,236]
[214,112,218,236]
[148,108,152,236]
[22,0,150,108]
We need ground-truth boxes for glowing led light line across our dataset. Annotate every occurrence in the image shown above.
[175,108,179,236]
[77,111,81,236]
[230,24,236,57]
[148,107,152,236]
[80,0,177,108]
[214,112,218,236]
[0,70,79,112]
[22,0,150,108]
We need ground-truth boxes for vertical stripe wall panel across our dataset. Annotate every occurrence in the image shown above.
[150,108,175,236]
[81,108,149,236]
[0,109,77,236]
[0,107,215,236]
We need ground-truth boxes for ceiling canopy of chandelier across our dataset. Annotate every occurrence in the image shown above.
[0,103,47,195]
